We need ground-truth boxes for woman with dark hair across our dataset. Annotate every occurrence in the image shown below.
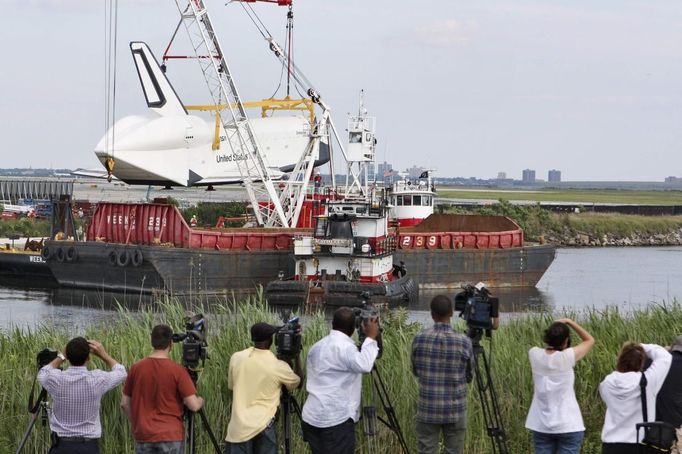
[599,341,672,454]
[525,318,595,454]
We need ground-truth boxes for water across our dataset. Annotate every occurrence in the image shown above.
[2,246,682,330]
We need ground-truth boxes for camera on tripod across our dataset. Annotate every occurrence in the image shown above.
[36,349,58,368]
[354,291,383,356]
[454,282,499,331]
[275,315,302,361]
[172,314,208,370]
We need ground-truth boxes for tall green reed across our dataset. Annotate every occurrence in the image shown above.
[3,296,681,453]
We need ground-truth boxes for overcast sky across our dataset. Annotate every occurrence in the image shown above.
[2,0,682,181]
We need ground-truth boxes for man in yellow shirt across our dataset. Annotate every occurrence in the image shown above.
[225,322,303,454]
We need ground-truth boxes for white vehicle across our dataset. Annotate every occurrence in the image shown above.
[94,42,329,188]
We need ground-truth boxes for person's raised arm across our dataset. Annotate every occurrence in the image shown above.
[557,318,594,361]
[88,340,119,369]
[642,343,672,392]
[345,318,380,373]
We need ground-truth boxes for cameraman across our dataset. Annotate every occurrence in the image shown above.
[37,337,127,454]
[301,306,380,454]
[411,295,473,454]
[224,322,303,454]
[121,324,204,454]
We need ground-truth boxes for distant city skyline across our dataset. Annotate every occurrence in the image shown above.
[2,0,682,181]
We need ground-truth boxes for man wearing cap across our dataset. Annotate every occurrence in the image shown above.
[224,322,303,454]
[657,335,682,454]
[301,307,380,454]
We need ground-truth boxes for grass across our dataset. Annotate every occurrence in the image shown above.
[438,188,682,205]
[3,296,681,453]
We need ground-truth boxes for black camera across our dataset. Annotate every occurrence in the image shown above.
[454,283,499,331]
[354,292,383,357]
[172,314,208,370]
[275,315,302,360]
[36,348,58,368]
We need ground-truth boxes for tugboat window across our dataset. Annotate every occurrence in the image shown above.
[396,196,403,206]
[423,196,431,206]
[404,195,412,206]
[349,132,362,143]
[413,195,422,206]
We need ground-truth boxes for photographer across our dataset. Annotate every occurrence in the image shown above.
[37,337,127,454]
[121,324,204,454]
[411,295,473,454]
[599,342,672,454]
[301,306,380,454]
[657,336,682,454]
[525,318,594,454]
[224,322,303,454]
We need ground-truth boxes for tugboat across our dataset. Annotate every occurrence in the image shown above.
[264,198,417,307]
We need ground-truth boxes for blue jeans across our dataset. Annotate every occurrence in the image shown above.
[532,430,584,454]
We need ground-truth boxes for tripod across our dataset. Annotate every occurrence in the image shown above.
[468,328,508,454]
[280,387,303,454]
[16,387,50,454]
[185,369,222,454]
[363,365,410,454]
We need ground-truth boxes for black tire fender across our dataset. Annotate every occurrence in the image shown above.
[55,247,65,263]
[131,248,143,267]
[65,246,77,262]
[41,246,52,260]
[117,249,130,267]
[108,250,118,267]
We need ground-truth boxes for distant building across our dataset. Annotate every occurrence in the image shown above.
[497,172,507,180]
[407,165,427,179]
[665,176,682,184]
[548,169,561,183]
[522,169,536,184]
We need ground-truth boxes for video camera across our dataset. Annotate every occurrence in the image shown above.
[275,315,302,361]
[172,314,208,370]
[454,283,499,332]
[36,348,58,368]
[354,291,383,357]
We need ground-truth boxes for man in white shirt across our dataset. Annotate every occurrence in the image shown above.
[301,307,379,454]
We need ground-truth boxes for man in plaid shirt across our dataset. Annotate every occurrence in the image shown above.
[411,295,473,454]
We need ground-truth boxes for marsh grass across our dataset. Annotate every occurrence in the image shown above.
[3,297,681,453]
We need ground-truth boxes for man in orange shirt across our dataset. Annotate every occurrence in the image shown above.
[121,325,204,454]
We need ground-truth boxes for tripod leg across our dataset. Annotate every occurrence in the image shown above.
[370,367,410,454]
[15,411,41,454]
[472,345,509,454]
[197,409,223,454]
[187,411,196,454]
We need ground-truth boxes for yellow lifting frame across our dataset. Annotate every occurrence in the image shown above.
[185,97,316,151]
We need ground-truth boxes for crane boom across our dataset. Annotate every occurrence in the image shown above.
[171,0,291,227]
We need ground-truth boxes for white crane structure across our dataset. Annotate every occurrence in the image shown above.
[170,0,322,228]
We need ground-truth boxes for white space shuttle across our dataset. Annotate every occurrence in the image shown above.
[94,42,329,187]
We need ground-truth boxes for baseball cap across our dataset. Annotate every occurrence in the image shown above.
[251,322,278,342]
[671,335,682,353]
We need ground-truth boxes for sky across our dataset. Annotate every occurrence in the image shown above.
[2,0,682,181]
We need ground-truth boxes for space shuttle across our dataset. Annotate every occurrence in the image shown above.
[94,42,329,187]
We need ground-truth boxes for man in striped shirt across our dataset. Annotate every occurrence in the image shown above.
[411,295,473,454]
[38,337,127,454]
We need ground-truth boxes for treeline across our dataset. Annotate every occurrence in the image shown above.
[0,219,50,239]
[181,201,249,228]
[2,298,680,453]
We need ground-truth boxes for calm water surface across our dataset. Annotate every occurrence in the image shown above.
[2,246,682,330]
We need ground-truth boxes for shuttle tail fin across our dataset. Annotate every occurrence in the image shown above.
[130,42,187,116]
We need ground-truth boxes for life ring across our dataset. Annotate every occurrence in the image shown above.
[108,250,118,267]
[131,248,144,267]
[65,246,77,262]
[117,249,131,267]
[41,246,52,260]
[55,247,65,263]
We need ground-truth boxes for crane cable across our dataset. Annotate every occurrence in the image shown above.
[104,0,119,182]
